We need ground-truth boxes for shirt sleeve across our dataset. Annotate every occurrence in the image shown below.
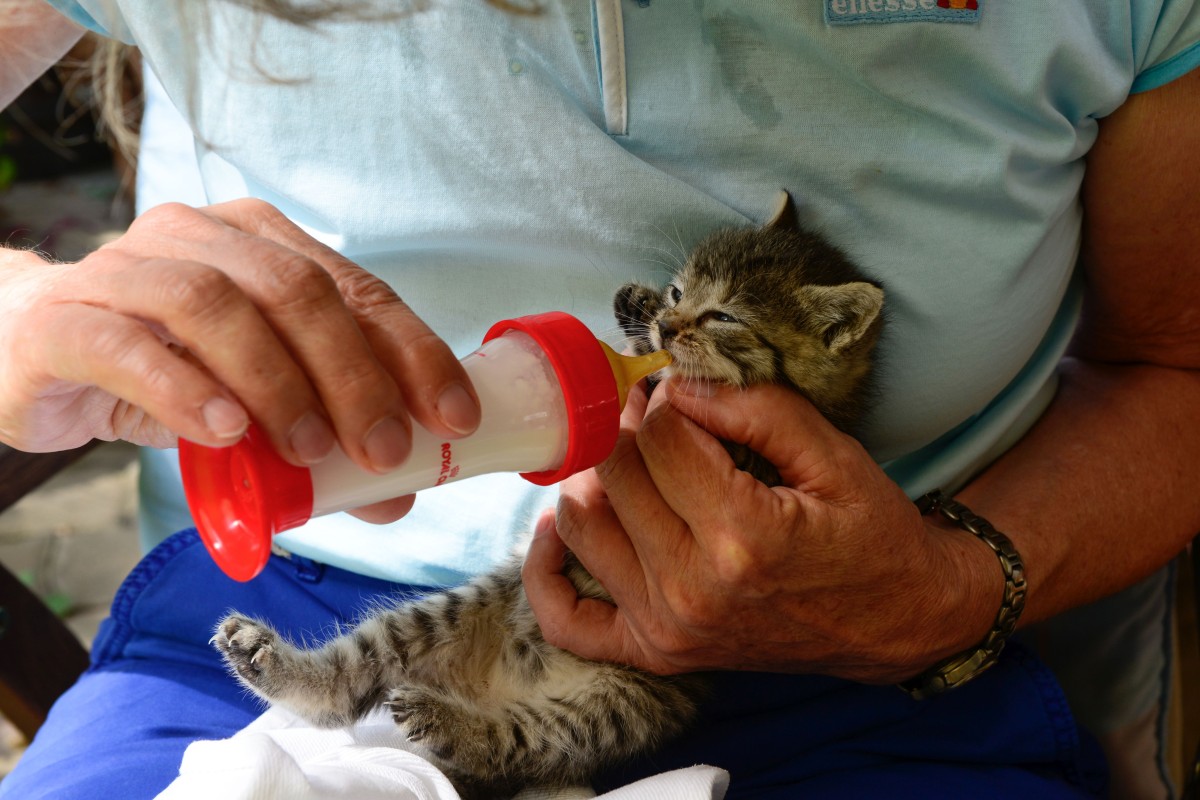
[1131,0,1200,91]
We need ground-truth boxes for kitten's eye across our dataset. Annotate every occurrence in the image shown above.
[708,311,740,324]
[667,285,683,305]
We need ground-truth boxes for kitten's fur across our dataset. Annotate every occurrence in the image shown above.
[213,191,884,799]
[614,190,884,485]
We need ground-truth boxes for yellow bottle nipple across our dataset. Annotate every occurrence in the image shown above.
[598,342,673,410]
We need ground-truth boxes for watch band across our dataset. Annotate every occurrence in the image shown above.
[898,490,1028,701]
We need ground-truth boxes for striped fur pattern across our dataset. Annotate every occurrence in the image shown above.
[214,553,703,799]
[614,191,884,485]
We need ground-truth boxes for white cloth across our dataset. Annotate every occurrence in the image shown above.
[155,707,729,800]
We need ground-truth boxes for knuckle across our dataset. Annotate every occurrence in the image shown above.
[323,358,397,407]
[256,252,340,315]
[233,197,281,218]
[217,197,288,232]
[660,579,713,632]
[709,534,761,587]
[594,431,644,486]
[168,264,243,321]
[642,623,694,665]
[395,327,456,373]
[338,269,403,314]
[554,492,579,527]
[136,201,198,229]
[129,202,215,244]
[552,493,588,541]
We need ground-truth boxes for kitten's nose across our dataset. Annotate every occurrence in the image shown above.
[657,319,676,343]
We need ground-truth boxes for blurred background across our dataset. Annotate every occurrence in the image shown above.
[0,34,142,778]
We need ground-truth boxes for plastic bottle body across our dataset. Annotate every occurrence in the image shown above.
[179,311,670,581]
[309,330,568,515]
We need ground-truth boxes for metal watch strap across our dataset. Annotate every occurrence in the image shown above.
[898,490,1028,701]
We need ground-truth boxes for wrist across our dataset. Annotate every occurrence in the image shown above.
[899,491,1028,699]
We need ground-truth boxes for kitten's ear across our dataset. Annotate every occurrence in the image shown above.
[801,282,884,353]
[765,190,799,233]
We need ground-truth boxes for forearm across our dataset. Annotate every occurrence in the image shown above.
[955,355,1200,629]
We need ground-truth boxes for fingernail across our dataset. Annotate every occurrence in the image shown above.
[436,383,480,435]
[289,411,335,464]
[201,397,249,440]
[363,416,411,472]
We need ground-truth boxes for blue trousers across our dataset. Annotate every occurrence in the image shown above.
[2,529,1107,799]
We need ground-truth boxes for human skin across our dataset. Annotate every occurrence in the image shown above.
[523,67,1200,684]
[0,4,481,524]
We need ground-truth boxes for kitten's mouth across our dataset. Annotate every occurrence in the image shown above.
[653,341,745,387]
[655,346,722,385]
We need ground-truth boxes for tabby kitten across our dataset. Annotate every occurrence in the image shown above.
[213,190,884,799]
[614,190,884,484]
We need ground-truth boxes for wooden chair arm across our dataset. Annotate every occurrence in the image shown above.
[0,559,90,739]
[0,440,101,516]
[0,441,101,739]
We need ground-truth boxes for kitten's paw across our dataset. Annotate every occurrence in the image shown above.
[385,686,446,746]
[212,613,280,685]
[613,282,661,350]
[387,686,521,789]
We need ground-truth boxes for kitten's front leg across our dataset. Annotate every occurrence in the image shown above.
[214,613,390,728]
[213,568,527,729]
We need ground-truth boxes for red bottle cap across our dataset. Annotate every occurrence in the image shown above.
[178,424,313,582]
[484,312,620,486]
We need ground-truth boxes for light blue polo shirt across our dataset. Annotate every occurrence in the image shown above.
[45,0,1200,583]
[38,0,1200,786]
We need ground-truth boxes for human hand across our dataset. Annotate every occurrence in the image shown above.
[0,199,479,520]
[524,379,1000,683]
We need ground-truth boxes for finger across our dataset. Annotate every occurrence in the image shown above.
[663,378,853,494]
[204,200,481,443]
[345,493,417,524]
[113,202,411,471]
[174,210,413,471]
[633,383,804,568]
[553,466,654,611]
[67,254,336,466]
[31,302,249,448]
[522,510,649,666]
[589,397,700,574]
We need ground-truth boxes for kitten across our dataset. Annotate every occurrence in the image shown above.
[614,190,884,485]
[213,190,884,799]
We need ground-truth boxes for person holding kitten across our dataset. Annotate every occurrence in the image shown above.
[1,1,1198,798]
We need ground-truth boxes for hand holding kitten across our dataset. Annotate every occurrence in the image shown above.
[525,377,1003,684]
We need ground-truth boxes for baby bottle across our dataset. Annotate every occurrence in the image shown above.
[178,312,671,581]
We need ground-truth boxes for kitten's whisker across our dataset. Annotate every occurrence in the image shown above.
[670,221,688,263]
[637,241,686,271]
[633,256,683,274]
